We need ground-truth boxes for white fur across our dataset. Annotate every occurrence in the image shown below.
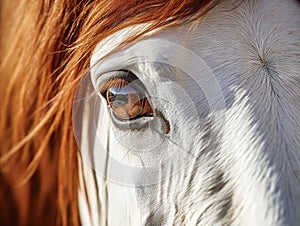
[76,0,300,225]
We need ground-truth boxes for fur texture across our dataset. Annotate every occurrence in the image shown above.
[77,0,300,225]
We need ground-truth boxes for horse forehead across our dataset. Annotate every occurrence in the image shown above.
[91,0,300,81]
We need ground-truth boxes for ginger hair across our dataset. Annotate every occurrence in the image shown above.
[0,0,220,225]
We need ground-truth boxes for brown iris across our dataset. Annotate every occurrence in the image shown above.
[100,77,153,121]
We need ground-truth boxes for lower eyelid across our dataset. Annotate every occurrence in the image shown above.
[109,108,154,131]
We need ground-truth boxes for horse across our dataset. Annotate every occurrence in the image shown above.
[0,0,299,225]
[74,0,300,225]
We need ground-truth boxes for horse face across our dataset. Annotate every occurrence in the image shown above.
[75,0,300,225]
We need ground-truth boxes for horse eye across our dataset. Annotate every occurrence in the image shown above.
[99,71,153,121]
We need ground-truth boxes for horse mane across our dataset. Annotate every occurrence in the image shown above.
[0,0,221,225]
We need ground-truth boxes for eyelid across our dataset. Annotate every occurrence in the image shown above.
[95,70,136,89]
[110,110,154,130]
[97,70,145,99]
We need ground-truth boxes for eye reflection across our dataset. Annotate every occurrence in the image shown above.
[99,72,153,121]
